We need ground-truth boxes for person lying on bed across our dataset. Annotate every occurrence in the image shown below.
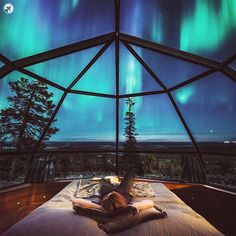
[71,172,167,234]
[71,172,157,213]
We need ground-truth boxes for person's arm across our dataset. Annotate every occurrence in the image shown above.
[71,196,103,210]
[131,200,154,212]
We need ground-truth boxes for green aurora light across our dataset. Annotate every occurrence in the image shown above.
[180,0,236,55]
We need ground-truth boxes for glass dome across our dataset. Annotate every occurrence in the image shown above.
[0,0,235,189]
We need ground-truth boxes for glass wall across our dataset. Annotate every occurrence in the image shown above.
[48,94,116,148]
[172,72,236,154]
[119,43,162,94]
[130,45,207,88]
[73,44,116,95]
[120,0,236,61]
[229,60,236,71]
[0,0,235,189]
[27,152,116,182]
[204,154,236,191]
[0,71,63,152]
[0,0,114,60]
[26,45,104,88]
[118,152,185,181]
[0,153,31,188]
[119,95,194,152]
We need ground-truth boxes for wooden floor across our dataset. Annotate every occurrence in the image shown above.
[0,180,235,236]
[0,182,68,235]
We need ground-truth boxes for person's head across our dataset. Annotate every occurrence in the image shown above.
[100,191,127,211]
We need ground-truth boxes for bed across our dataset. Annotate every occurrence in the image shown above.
[3,180,223,236]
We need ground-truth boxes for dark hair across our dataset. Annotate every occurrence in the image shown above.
[100,191,127,211]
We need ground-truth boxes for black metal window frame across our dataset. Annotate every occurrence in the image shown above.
[0,0,235,179]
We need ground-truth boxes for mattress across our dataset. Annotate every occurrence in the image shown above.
[3,180,223,236]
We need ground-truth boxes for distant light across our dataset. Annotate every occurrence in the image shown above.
[210,129,213,133]
[17,202,20,205]
[224,141,230,144]
[43,195,46,199]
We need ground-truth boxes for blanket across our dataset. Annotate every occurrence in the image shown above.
[73,202,167,234]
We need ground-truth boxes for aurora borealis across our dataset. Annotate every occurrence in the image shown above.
[0,0,236,144]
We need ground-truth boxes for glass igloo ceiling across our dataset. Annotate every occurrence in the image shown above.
[0,0,235,187]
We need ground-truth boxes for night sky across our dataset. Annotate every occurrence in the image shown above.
[0,0,235,143]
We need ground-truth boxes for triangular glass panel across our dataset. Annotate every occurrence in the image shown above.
[72,43,115,95]
[26,45,104,88]
[119,94,194,152]
[48,94,116,150]
[131,45,208,88]
[0,61,4,68]
[0,71,63,153]
[119,44,163,95]
[172,72,236,154]
[0,0,114,60]
[229,60,236,71]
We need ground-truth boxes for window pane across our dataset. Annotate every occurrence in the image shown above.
[204,154,236,190]
[54,153,116,180]
[0,154,30,188]
[26,45,103,88]
[0,71,63,152]
[120,0,236,61]
[73,44,115,95]
[131,45,207,88]
[119,95,194,152]
[48,94,116,149]
[120,44,163,95]
[1,0,114,60]
[119,152,187,181]
[229,60,236,71]
[172,72,236,154]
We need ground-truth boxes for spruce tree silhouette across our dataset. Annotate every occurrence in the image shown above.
[0,78,58,179]
[123,98,142,174]
[124,98,137,149]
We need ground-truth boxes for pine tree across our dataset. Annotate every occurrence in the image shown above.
[124,97,137,150]
[123,97,140,173]
[0,78,59,179]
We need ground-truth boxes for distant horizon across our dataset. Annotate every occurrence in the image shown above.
[48,133,236,143]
